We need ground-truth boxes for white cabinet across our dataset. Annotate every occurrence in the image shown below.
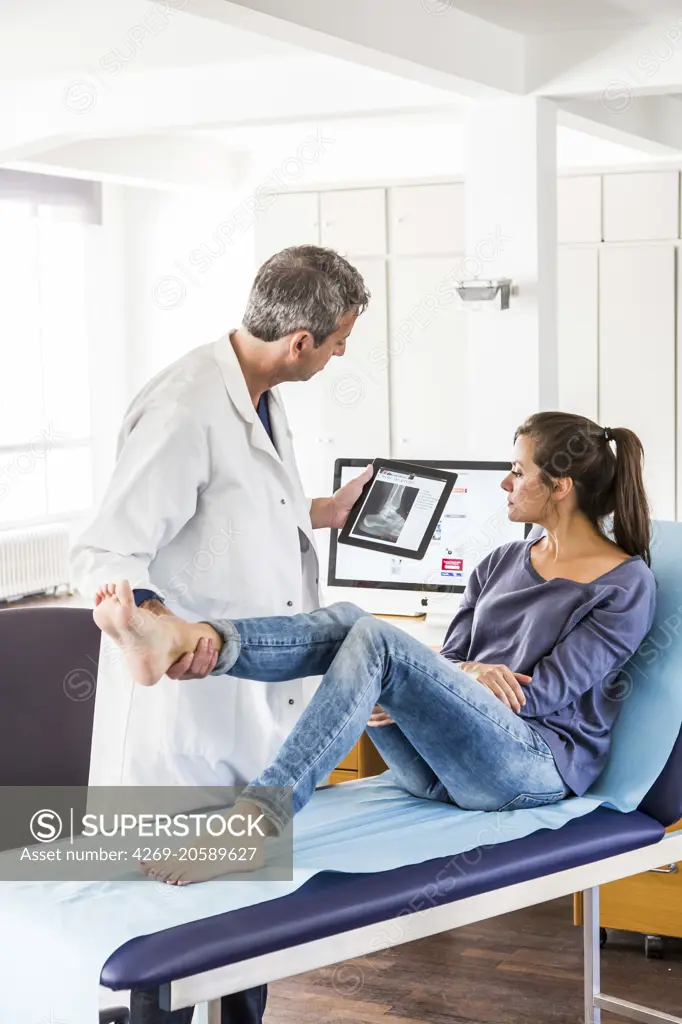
[599,246,676,520]
[388,184,465,254]
[603,172,679,242]
[316,256,390,462]
[320,189,386,256]
[254,191,319,264]
[558,176,601,243]
[258,176,681,528]
[388,256,468,461]
[557,247,599,421]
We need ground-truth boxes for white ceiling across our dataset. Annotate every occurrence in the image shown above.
[0,0,306,80]
[453,0,681,33]
[3,0,682,178]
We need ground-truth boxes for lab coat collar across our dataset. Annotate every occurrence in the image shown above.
[213,339,315,554]
[214,332,283,465]
[214,335,317,573]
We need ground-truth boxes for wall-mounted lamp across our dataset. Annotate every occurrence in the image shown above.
[456,278,512,311]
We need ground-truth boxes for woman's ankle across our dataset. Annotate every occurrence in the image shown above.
[184,622,224,655]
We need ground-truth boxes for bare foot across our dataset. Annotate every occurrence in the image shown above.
[93,580,194,686]
[139,835,265,885]
[139,803,272,884]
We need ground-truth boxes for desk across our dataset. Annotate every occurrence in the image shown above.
[327,613,446,784]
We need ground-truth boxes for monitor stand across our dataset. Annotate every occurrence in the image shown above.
[323,585,425,617]
[421,593,461,634]
[323,587,462,629]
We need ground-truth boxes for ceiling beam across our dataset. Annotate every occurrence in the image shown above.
[179,0,525,97]
[533,15,682,98]
[525,29,630,94]
[558,95,682,155]
[0,54,464,167]
[8,136,250,192]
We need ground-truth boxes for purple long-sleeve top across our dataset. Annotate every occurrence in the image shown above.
[440,539,657,796]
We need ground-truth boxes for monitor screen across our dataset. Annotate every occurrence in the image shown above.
[329,460,530,594]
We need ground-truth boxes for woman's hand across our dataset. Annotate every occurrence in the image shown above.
[459,662,531,713]
[367,705,395,727]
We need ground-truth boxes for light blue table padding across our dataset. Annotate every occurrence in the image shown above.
[2,521,681,1024]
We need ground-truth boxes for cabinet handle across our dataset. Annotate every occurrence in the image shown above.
[649,863,678,874]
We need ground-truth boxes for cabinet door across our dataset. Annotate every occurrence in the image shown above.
[558,247,599,421]
[320,189,386,256]
[319,257,389,459]
[388,256,468,461]
[254,191,319,264]
[603,172,679,242]
[388,184,465,254]
[599,246,676,519]
[558,176,601,243]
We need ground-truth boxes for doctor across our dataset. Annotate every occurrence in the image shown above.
[71,244,371,1024]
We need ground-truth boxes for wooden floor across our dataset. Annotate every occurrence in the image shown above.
[266,897,682,1023]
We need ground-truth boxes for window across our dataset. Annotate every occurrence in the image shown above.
[0,172,100,529]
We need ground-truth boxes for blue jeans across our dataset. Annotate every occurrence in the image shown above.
[209,603,569,832]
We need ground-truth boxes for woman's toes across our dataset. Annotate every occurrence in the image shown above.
[115,579,136,613]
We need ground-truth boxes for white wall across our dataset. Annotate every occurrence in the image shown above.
[244,114,466,186]
[116,184,255,395]
[238,116,677,191]
[88,123,682,507]
[87,185,129,503]
[84,182,256,509]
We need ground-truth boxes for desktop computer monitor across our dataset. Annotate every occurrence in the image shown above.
[327,459,531,618]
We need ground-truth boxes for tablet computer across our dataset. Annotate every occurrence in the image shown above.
[338,459,458,560]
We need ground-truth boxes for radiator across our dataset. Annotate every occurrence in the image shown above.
[0,524,71,602]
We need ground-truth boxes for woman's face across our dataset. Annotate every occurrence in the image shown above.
[501,435,551,523]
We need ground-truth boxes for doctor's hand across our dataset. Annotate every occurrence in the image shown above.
[329,464,373,530]
[166,637,219,680]
[458,662,531,714]
[367,705,395,727]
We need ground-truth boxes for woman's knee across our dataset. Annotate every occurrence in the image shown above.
[327,601,368,628]
[348,614,391,644]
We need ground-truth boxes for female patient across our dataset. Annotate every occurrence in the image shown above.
[94,412,656,860]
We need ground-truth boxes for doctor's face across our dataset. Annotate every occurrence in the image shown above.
[293,310,358,381]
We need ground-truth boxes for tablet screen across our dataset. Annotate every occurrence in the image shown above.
[346,465,450,553]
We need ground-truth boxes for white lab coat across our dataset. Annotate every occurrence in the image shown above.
[71,334,323,787]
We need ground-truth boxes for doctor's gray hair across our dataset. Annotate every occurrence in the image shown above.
[243,245,370,347]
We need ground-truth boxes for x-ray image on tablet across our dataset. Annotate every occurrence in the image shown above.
[353,479,418,543]
[338,459,458,560]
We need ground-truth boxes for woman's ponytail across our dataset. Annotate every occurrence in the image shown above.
[516,412,652,565]
[608,427,651,566]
